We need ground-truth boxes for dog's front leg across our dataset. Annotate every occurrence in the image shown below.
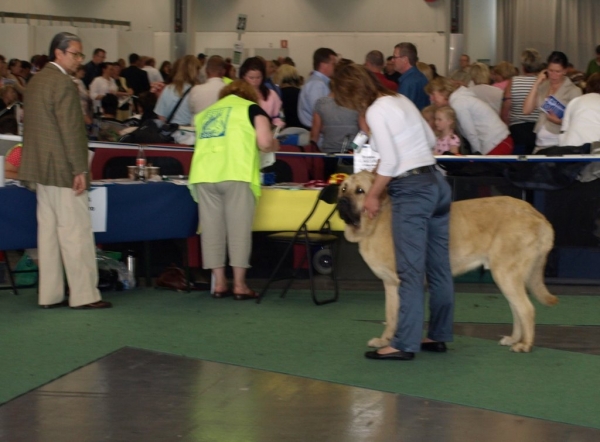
[368,281,399,348]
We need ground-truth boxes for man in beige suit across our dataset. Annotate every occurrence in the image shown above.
[19,32,112,309]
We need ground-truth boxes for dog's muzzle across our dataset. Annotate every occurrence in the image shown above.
[337,197,361,226]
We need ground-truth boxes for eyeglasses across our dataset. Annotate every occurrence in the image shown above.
[391,55,404,60]
[66,51,86,61]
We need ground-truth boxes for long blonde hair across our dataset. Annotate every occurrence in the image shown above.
[171,55,200,96]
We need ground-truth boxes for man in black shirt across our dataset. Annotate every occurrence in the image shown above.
[83,48,106,88]
[120,53,150,98]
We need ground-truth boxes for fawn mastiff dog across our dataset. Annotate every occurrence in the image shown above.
[337,171,558,353]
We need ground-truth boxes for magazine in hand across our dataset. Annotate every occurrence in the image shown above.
[540,95,566,119]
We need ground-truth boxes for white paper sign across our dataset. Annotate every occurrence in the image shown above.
[89,187,107,232]
[353,145,380,173]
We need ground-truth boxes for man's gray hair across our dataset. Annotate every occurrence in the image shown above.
[365,50,385,68]
[394,42,418,66]
[48,32,82,62]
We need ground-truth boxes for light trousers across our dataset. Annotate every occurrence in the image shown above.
[195,181,255,269]
[36,184,101,307]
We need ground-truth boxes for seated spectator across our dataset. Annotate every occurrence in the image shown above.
[523,51,582,151]
[154,55,200,126]
[469,62,503,113]
[559,73,600,147]
[0,84,19,111]
[189,55,227,115]
[111,62,134,121]
[97,94,126,142]
[89,62,118,113]
[240,57,284,127]
[7,59,26,97]
[492,61,516,91]
[273,64,305,129]
[501,48,544,154]
[426,76,513,155]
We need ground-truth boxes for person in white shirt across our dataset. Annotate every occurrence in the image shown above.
[468,62,503,114]
[89,62,118,113]
[142,57,164,84]
[559,73,600,147]
[332,63,454,362]
[189,55,227,115]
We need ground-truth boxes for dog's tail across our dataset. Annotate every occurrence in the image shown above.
[527,220,559,306]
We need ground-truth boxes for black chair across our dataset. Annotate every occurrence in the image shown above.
[258,184,340,305]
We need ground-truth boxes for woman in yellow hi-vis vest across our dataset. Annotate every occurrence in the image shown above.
[189,80,280,300]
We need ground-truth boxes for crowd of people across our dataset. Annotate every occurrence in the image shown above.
[5,32,600,355]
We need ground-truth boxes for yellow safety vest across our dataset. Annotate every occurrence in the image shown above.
[188,94,261,200]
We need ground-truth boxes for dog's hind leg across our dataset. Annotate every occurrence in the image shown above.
[493,268,535,353]
[368,281,399,348]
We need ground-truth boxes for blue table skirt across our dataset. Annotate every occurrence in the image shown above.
[0,182,199,250]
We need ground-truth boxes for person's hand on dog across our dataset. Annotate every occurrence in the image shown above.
[363,193,380,219]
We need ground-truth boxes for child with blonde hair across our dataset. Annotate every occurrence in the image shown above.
[434,106,460,155]
[421,104,438,135]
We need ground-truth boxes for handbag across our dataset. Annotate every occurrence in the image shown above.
[156,264,189,291]
[119,86,192,144]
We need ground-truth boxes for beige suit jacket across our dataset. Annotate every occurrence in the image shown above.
[19,63,90,189]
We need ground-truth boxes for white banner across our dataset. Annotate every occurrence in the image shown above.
[353,145,380,173]
[89,187,107,233]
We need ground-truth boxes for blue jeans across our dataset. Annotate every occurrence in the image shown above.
[388,170,454,352]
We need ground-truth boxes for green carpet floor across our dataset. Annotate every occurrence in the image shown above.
[1,287,599,429]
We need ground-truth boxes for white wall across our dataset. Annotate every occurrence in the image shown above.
[195,0,447,33]
[0,0,172,31]
[464,0,497,64]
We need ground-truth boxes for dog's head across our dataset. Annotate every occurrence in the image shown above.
[337,171,385,240]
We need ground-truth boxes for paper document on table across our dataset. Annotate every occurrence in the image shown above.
[260,152,275,169]
[88,187,107,232]
[353,145,380,173]
[540,95,565,120]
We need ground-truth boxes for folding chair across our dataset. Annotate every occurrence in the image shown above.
[258,184,340,305]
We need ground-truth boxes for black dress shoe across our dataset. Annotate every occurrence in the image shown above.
[365,350,415,361]
[421,341,447,353]
[40,300,69,309]
[71,300,113,309]
[233,290,259,301]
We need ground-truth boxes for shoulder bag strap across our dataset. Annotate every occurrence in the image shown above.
[165,86,193,124]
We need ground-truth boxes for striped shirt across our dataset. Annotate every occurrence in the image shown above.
[509,76,539,126]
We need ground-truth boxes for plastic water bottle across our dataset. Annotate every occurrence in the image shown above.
[350,131,369,153]
[125,250,136,289]
[136,146,147,181]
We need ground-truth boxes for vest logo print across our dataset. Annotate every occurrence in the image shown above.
[199,107,232,139]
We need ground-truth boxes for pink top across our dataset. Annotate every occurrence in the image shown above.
[259,89,284,127]
[434,133,460,155]
[493,80,509,91]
